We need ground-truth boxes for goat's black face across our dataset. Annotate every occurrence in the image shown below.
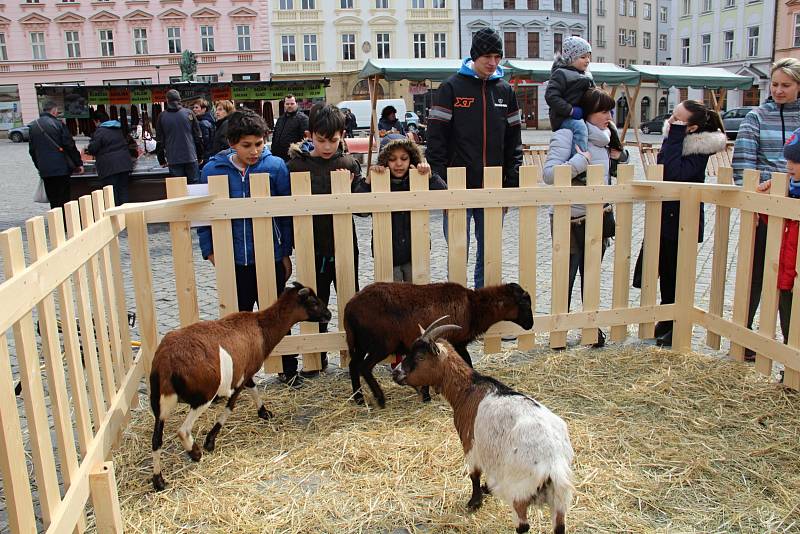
[297,286,332,324]
[506,283,534,330]
[391,338,440,387]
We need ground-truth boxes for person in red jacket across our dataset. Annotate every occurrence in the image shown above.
[777,128,800,342]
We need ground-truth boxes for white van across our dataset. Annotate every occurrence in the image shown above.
[336,98,407,129]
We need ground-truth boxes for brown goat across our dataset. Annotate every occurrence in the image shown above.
[149,282,331,491]
[343,282,533,408]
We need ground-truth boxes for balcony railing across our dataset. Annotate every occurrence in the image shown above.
[237,53,253,62]
[272,9,322,23]
[134,58,150,66]
[278,60,321,74]
[338,59,360,71]
[407,7,452,20]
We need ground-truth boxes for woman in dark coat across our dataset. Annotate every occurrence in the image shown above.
[653,100,727,346]
[85,110,136,205]
[210,99,235,157]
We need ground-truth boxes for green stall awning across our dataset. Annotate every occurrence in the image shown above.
[629,65,755,90]
[358,58,466,82]
[503,60,642,85]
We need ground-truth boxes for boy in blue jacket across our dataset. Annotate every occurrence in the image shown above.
[197,109,302,386]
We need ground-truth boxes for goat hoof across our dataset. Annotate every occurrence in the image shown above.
[516,524,530,534]
[258,406,274,420]
[353,394,365,406]
[188,443,203,462]
[421,391,432,403]
[203,437,216,453]
[481,483,491,495]
[377,397,386,409]
[152,474,166,492]
[466,497,483,512]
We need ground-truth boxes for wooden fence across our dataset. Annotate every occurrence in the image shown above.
[0,163,798,532]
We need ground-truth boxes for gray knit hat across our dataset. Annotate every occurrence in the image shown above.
[470,28,503,60]
[561,36,592,65]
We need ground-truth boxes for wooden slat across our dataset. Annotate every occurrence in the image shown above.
[517,165,540,350]
[785,251,800,390]
[550,165,571,348]
[447,168,468,285]
[638,164,663,339]
[580,165,605,345]
[483,167,504,354]
[126,210,159,380]
[92,191,125,389]
[64,202,107,424]
[208,174,238,317]
[89,462,123,534]
[101,187,133,373]
[104,193,214,216]
[46,209,93,453]
[707,166,733,349]
[250,173,282,374]
[27,216,81,501]
[79,196,117,403]
[331,170,357,368]
[371,168,394,282]
[0,227,61,527]
[165,177,200,327]
[409,168,430,284]
[611,164,634,342]
[291,171,322,372]
[672,189,702,350]
[729,170,760,360]
[0,338,37,533]
[755,173,787,377]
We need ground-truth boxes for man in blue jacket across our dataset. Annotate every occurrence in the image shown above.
[198,109,301,386]
[426,27,523,288]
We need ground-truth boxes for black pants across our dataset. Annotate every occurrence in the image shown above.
[313,252,360,336]
[101,171,130,206]
[566,221,608,310]
[779,290,794,342]
[42,175,72,211]
[747,220,768,330]
[235,261,299,375]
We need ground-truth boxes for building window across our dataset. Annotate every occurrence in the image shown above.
[723,30,734,59]
[723,0,734,6]
[195,74,218,83]
[642,59,651,64]
[554,0,562,10]
[527,31,540,57]
[167,27,181,54]
[99,29,114,57]
[618,58,626,67]
[281,35,296,61]
[597,0,606,14]
[412,0,425,7]
[340,0,353,6]
[643,31,651,49]
[628,29,636,47]
[376,32,390,58]
[0,33,7,61]
[200,25,215,52]
[553,32,562,54]
[504,0,515,8]
[795,14,800,47]
[504,31,517,57]
[65,30,81,58]
[701,33,711,62]
[528,0,538,7]
[413,33,426,58]
[628,0,636,16]
[236,25,251,51]
[596,25,605,46]
[618,28,627,45]
[280,0,293,8]
[433,0,445,6]
[619,0,625,15]
[658,33,667,50]
[303,34,318,61]
[640,96,650,121]
[702,0,712,11]
[376,0,388,6]
[596,56,605,62]
[659,5,667,21]
[301,0,315,8]
[681,37,690,63]
[643,2,651,18]
[747,26,758,57]
[31,32,47,60]
[342,33,356,60]
[571,0,579,12]
[133,28,148,55]
[472,0,483,6]
[433,32,447,57]
[681,0,690,14]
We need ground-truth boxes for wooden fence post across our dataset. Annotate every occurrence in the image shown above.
[331,170,358,368]
[447,168,468,285]
[483,167,504,354]
[730,169,759,360]
[207,175,238,318]
[89,462,123,533]
[517,165,540,351]
[639,164,663,339]
[786,251,800,389]
[707,166,733,349]
[409,168,431,284]
[550,165,571,349]
[581,165,605,345]
[611,164,634,342]
[127,210,159,381]
[371,168,394,282]
[165,177,200,327]
[672,188,702,351]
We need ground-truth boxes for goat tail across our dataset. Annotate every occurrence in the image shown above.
[549,458,574,534]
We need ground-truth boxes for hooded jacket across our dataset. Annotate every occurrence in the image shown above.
[271,110,309,161]
[85,120,135,178]
[155,101,204,166]
[732,98,800,184]
[779,218,798,291]
[426,59,523,189]
[210,114,230,158]
[28,112,82,178]
[545,59,595,131]
[197,111,216,162]
[197,147,293,265]
[287,142,365,257]
[658,121,727,242]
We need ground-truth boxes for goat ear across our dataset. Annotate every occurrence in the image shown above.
[434,342,447,359]
[298,288,310,297]
[291,281,304,291]
[418,324,425,335]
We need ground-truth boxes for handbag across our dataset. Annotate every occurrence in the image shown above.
[33,178,48,203]
[34,119,82,169]
[602,205,616,239]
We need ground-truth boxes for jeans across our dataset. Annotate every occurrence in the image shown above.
[560,118,589,155]
[566,220,608,310]
[442,208,486,289]
[101,171,130,206]
[168,161,200,184]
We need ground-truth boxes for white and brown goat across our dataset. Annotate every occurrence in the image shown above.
[392,318,574,534]
[149,282,331,491]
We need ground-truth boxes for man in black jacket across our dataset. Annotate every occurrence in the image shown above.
[270,94,309,161]
[28,100,83,210]
[426,27,523,288]
[156,89,204,183]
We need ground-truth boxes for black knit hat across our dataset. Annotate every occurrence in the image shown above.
[470,28,503,61]
[785,127,800,162]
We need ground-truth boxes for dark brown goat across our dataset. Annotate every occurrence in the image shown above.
[149,282,331,491]
[343,282,533,407]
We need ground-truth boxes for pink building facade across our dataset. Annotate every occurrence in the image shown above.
[774,0,800,62]
[0,0,270,128]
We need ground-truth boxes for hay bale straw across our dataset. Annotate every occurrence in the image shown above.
[106,346,800,533]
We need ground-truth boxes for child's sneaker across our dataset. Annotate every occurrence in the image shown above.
[278,373,304,389]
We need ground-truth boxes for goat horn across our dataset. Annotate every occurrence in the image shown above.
[420,315,450,340]
[426,324,462,342]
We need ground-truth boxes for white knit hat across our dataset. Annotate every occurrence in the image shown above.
[561,36,592,65]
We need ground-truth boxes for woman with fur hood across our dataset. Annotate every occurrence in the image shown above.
[652,99,727,347]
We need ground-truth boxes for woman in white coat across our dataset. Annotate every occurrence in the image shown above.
[543,87,627,348]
